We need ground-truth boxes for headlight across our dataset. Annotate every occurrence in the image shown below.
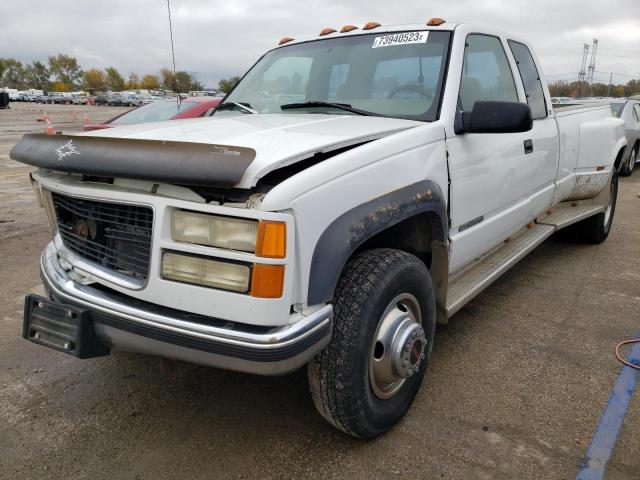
[161,252,251,292]
[171,210,258,252]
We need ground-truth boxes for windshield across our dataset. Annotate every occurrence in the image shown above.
[111,101,198,125]
[610,102,624,118]
[220,30,451,121]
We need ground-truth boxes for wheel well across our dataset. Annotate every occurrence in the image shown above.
[350,212,441,269]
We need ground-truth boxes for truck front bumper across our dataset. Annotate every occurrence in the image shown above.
[36,242,333,375]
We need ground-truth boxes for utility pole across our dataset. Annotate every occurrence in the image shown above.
[607,72,613,97]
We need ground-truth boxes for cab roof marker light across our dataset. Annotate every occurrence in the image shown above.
[362,22,381,30]
[426,18,446,26]
[319,28,337,36]
[278,37,294,45]
[340,25,358,33]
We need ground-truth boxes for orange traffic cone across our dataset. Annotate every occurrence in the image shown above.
[45,118,54,135]
[83,113,90,125]
[41,111,49,123]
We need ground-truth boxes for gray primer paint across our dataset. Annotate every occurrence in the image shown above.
[307,180,448,305]
[10,133,256,187]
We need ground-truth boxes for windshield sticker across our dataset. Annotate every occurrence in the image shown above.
[372,31,428,48]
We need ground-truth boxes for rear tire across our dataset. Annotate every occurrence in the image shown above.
[308,248,436,438]
[620,146,637,176]
[575,172,618,244]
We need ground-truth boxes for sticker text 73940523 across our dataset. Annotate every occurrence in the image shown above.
[372,31,428,48]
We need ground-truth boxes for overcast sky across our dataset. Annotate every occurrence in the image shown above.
[1,0,639,88]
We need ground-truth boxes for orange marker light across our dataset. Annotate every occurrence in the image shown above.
[427,18,446,26]
[251,265,285,298]
[340,25,358,33]
[363,22,381,30]
[256,221,286,258]
[279,37,294,45]
[319,27,336,36]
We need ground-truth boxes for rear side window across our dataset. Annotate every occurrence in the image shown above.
[508,40,547,119]
[634,104,640,122]
[459,34,519,112]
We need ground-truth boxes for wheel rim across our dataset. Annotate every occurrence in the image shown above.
[369,293,426,400]
[630,148,638,173]
[603,175,615,227]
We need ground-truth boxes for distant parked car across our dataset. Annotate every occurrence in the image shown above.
[83,96,222,131]
[72,95,88,105]
[611,98,640,176]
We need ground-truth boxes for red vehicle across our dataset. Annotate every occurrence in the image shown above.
[83,97,222,131]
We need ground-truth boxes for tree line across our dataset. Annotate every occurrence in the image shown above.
[0,54,205,93]
[548,79,640,98]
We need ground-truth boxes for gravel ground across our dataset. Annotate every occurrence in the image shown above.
[0,102,638,480]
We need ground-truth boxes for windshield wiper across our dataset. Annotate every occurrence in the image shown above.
[280,101,379,116]
[214,102,257,114]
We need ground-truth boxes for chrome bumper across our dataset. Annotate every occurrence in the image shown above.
[40,242,333,375]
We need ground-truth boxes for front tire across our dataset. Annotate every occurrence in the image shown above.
[575,172,618,244]
[308,248,436,438]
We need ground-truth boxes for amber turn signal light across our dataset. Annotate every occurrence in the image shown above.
[256,221,286,258]
[363,22,381,30]
[340,25,358,33]
[251,265,285,298]
[279,37,294,45]
[427,18,446,26]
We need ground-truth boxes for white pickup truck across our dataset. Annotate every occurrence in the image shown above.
[12,20,627,438]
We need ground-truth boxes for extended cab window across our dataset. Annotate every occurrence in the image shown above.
[508,40,547,119]
[459,34,518,111]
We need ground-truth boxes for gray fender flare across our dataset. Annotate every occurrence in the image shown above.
[307,180,449,311]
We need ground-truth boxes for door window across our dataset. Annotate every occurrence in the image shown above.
[459,35,518,111]
[633,104,640,122]
[508,40,547,119]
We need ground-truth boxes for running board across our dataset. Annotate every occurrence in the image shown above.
[536,203,604,229]
[445,201,606,318]
[446,224,554,317]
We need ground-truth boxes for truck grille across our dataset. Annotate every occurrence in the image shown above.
[51,192,153,281]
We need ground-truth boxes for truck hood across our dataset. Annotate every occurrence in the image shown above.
[11,114,421,188]
[85,113,421,187]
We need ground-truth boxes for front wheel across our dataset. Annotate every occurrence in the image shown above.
[308,248,436,438]
[575,171,618,244]
[622,145,637,176]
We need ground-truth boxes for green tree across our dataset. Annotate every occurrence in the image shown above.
[105,67,125,91]
[160,67,176,91]
[48,54,82,90]
[175,71,197,92]
[25,61,50,90]
[83,68,108,92]
[218,76,240,94]
[1,58,27,89]
[141,74,160,90]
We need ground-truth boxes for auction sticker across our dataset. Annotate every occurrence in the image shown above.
[372,31,428,48]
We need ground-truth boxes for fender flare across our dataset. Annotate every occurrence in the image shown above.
[307,180,449,306]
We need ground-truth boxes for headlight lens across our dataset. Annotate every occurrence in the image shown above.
[171,210,258,252]
[162,252,251,292]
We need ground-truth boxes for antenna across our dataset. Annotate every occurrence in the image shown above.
[166,0,181,107]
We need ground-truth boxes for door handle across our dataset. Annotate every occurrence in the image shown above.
[524,139,533,154]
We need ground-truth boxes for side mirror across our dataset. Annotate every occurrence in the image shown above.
[454,101,533,134]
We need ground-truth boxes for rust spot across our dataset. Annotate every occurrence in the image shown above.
[526,222,534,229]
[504,237,511,243]
[571,202,579,207]
[596,166,605,171]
